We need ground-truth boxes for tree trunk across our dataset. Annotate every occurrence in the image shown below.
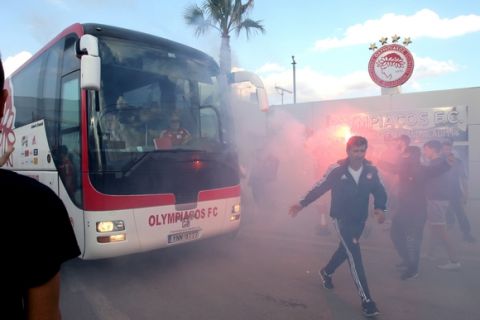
[218,35,234,143]
[220,35,231,75]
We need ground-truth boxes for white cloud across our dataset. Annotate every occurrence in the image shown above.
[257,65,375,105]
[412,55,458,77]
[255,63,286,74]
[256,54,458,104]
[3,52,33,78]
[314,9,480,51]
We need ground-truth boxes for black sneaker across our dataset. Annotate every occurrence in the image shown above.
[400,268,418,280]
[362,301,380,318]
[319,268,334,289]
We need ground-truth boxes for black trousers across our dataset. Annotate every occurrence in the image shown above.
[324,219,372,303]
[390,212,427,272]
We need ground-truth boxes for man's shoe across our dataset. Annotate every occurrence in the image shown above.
[362,301,380,318]
[400,269,418,280]
[395,261,408,270]
[437,261,461,270]
[319,268,334,289]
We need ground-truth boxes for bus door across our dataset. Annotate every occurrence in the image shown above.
[57,69,85,253]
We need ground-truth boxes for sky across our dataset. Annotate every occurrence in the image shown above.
[1,0,480,106]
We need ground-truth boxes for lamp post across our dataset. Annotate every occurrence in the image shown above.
[275,86,292,105]
[291,55,297,104]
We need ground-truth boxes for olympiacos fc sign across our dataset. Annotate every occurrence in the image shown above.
[368,43,414,88]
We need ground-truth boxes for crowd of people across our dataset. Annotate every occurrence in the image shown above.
[2,48,476,318]
[283,133,476,317]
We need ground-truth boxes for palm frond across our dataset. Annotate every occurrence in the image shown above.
[228,0,256,32]
[203,0,227,22]
[184,4,218,36]
[235,18,265,39]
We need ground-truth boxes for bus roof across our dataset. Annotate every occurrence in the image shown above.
[82,23,218,69]
[7,23,219,79]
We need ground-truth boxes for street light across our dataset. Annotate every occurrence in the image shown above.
[274,85,292,105]
[291,55,297,104]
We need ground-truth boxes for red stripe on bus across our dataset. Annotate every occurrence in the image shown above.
[83,177,240,211]
[82,176,176,211]
[197,185,240,201]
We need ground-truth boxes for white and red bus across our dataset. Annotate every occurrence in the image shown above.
[1,23,268,259]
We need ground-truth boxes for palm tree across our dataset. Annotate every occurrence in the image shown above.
[184,0,265,75]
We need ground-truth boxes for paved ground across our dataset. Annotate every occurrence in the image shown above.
[61,207,480,320]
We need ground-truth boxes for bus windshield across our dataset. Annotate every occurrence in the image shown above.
[87,36,239,199]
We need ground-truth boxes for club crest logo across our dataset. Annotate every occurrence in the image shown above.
[368,43,414,88]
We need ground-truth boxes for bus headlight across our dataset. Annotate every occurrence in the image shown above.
[96,220,125,233]
[230,204,241,221]
[232,204,241,214]
[229,214,240,221]
[97,234,126,243]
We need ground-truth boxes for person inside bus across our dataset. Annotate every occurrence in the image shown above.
[154,113,191,149]
[1,56,80,319]
[56,145,77,197]
[139,102,166,146]
[116,95,129,110]
[104,107,143,149]
[104,112,124,142]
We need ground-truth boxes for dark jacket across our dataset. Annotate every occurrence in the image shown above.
[378,157,451,215]
[299,159,387,223]
[425,157,452,201]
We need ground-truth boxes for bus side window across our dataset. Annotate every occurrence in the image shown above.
[59,72,82,206]
[11,54,44,127]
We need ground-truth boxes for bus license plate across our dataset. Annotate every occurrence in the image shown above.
[168,230,200,244]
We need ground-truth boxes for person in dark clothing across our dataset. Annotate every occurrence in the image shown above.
[289,136,387,318]
[441,140,475,243]
[423,140,461,270]
[379,146,451,280]
[1,56,80,319]
[380,134,411,231]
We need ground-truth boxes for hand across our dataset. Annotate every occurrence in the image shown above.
[288,204,303,218]
[374,209,386,224]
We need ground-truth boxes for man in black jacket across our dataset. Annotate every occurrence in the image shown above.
[289,136,387,318]
[1,55,80,319]
[379,146,451,280]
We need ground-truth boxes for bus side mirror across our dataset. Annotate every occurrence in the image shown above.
[256,87,269,112]
[77,35,101,90]
[229,71,269,112]
[81,56,100,90]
